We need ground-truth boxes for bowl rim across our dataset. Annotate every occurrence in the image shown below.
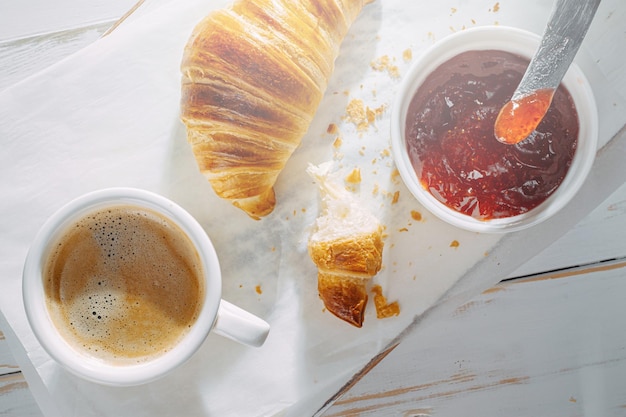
[390,25,599,233]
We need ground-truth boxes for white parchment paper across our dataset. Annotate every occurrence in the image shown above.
[1,0,626,416]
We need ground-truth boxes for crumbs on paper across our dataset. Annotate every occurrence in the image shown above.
[372,285,400,319]
[344,98,385,132]
[370,55,400,79]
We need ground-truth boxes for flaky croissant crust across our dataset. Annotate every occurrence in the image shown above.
[310,229,383,327]
[180,0,369,218]
[318,273,369,328]
[308,230,384,277]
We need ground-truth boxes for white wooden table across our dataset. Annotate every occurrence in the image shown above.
[2,1,626,416]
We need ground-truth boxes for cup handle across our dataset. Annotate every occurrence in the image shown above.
[212,300,270,347]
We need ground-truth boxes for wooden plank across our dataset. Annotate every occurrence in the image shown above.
[509,181,626,279]
[0,0,181,93]
[3,262,626,416]
[0,330,20,377]
[0,0,137,41]
[0,373,42,417]
[0,23,113,92]
[323,259,626,416]
[0,330,42,417]
[6,264,624,417]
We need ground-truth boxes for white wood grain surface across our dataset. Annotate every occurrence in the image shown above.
[324,260,626,417]
[2,185,624,417]
[0,0,137,40]
[1,0,626,416]
[508,181,626,279]
[3,260,626,417]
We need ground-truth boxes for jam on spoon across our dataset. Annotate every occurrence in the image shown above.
[494,88,554,145]
[494,0,600,145]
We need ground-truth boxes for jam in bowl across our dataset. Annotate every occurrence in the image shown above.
[391,26,598,233]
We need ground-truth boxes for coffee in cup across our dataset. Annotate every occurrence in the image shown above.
[44,204,204,365]
[23,188,270,386]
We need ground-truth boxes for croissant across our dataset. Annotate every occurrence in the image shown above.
[307,163,384,327]
[180,0,371,219]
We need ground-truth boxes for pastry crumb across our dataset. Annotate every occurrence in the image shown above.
[402,49,412,62]
[391,190,400,204]
[344,98,384,131]
[450,240,460,248]
[333,136,343,148]
[255,285,263,295]
[390,168,400,184]
[379,188,395,200]
[370,55,400,78]
[345,167,362,184]
[410,210,422,221]
[372,285,400,319]
[327,123,339,134]
[492,2,500,12]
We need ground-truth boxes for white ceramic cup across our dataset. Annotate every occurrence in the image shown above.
[22,187,270,386]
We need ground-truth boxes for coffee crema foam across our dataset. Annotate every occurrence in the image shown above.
[44,205,204,365]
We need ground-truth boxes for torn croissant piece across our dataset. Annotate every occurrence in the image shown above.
[180,0,371,219]
[307,162,384,327]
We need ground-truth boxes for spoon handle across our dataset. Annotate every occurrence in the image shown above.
[513,0,601,100]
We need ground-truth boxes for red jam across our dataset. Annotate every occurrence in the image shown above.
[405,50,579,220]
[495,88,555,145]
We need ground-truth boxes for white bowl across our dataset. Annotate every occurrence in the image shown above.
[390,26,598,233]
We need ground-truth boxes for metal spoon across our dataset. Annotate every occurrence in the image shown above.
[494,0,601,145]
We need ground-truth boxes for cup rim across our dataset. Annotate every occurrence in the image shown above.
[390,26,599,233]
[22,187,222,386]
